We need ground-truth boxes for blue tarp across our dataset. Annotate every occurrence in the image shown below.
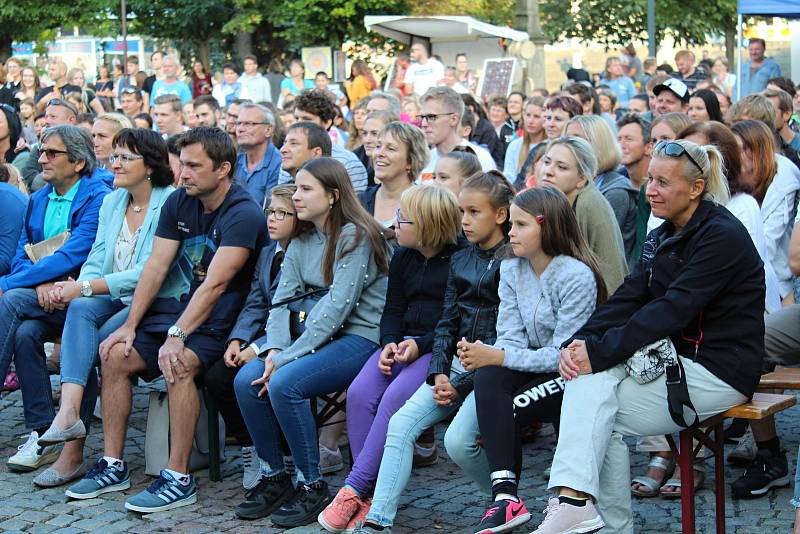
[738,0,800,16]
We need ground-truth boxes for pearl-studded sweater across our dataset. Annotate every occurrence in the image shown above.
[267,223,388,368]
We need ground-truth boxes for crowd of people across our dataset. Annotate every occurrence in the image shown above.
[0,38,799,534]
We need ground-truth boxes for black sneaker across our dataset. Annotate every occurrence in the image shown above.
[474,497,532,534]
[271,479,332,528]
[235,472,295,520]
[724,418,748,444]
[731,449,790,499]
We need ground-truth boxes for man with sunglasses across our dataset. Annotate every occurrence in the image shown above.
[0,125,111,473]
[120,87,144,118]
[20,99,79,192]
[418,87,495,180]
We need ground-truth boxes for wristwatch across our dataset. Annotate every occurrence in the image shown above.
[80,280,93,297]
[167,325,187,341]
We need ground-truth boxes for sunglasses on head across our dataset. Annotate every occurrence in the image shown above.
[121,86,141,95]
[655,140,704,175]
[47,98,78,116]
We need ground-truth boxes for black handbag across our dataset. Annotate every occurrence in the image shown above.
[270,287,328,340]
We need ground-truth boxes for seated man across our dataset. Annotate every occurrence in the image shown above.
[0,125,111,471]
[66,127,268,512]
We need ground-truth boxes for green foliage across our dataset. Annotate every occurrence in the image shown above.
[409,0,516,26]
[539,0,737,48]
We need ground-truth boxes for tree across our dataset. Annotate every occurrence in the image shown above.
[538,0,737,51]
[409,0,516,26]
[225,0,409,59]
[0,0,106,60]
[126,0,237,67]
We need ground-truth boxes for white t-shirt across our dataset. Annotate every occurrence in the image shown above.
[404,59,445,96]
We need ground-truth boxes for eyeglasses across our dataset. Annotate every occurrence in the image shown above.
[655,140,704,175]
[266,208,295,220]
[419,112,456,124]
[46,98,78,116]
[109,153,144,165]
[395,208,413,225]
[236,121,268,128]
[40,148,70,161]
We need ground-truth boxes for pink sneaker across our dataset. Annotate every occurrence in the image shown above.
[475,497,531,533]
[343,496,371,533]
[531,497,604,534]
[318,486,364,533]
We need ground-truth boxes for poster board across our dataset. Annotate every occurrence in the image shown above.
[302,46,332,79]
[477,58,517,98]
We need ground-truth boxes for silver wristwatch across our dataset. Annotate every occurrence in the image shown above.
[80,280,93,297]
[167,325,187,341]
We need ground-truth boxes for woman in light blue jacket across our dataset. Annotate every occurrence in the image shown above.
[33,129,190,488]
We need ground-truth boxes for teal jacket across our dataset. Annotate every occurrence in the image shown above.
[78,186,190,304]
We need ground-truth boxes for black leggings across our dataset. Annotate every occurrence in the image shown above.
[474,365,565,477]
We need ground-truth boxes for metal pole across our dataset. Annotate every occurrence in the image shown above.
[736,13,742,101]
[121,0,128,84]
[647,0,656,58]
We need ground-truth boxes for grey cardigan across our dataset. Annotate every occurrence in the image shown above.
[495,255,598,373]
[266,223,387,368]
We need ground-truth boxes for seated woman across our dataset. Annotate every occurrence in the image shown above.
[566,115,638,268]
[318,184,463,532]
[358,121,428,249]
[531,139,765,534]
[646,112,692,233]
[446,186,606,534]
[34,128,189,487]
[359,111,399,186]
[432,148,482,198]
[538,136,627,294]
[503,96,546,184]
[732,119,800,301]
[232,157,390,527]
[631,120,783,499]
[204,184,307,490]
[354,171,515,533]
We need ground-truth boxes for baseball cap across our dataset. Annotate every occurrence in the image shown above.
[653,78,690,102]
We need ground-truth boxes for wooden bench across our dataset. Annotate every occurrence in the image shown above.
[666,392,796,534]
[758,367,800,390]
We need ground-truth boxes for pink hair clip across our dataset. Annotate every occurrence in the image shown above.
[535,215,545,225]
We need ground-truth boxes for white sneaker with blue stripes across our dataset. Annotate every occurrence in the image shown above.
[125,469,197,513]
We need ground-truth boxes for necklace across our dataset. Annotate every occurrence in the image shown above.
[132,205,143,213]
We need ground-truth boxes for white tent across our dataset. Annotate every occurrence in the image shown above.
[364,15,529,44]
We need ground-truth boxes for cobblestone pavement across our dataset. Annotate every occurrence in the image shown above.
[1,378,797,533]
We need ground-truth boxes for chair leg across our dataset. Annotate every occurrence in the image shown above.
[679,429,696,534]
[204,389,221,482]
[714,422,726,534]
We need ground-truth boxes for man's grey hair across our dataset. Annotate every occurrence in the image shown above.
[238,102,275,127]
[41,125,97,176]
[369,91,402,115]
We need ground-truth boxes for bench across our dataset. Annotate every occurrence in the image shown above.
[758,367,800,390]
[666,392,796,534]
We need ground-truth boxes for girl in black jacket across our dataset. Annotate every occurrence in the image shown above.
[318,184,463,532]
[531,140,765,534]
[354,171,514,532]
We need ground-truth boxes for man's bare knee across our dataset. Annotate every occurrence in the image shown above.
[102,345,145,376]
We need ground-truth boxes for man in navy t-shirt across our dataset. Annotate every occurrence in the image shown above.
[69,127,268,513]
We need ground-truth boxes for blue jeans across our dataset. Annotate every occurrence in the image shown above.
[0,288,67,430]
[234,334,378,483]
[60,296,129,430]
[793,444,800,508]
[366,371,470,528]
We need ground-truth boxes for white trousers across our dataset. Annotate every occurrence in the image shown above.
[547,357,746,533]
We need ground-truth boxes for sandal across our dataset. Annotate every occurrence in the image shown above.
[631,455,675,498]
[660,463,706,499]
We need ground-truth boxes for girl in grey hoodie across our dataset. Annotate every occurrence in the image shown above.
[449,186,606,534]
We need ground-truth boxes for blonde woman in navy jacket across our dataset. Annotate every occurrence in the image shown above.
[30,129,190,488]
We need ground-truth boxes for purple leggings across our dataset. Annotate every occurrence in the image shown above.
[345,347,433,495]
